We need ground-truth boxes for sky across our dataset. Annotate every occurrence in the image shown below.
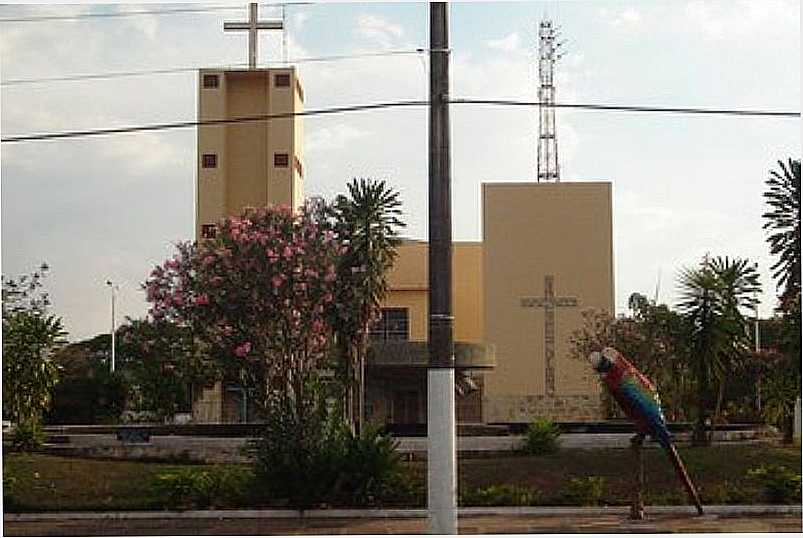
[1,0,800,342]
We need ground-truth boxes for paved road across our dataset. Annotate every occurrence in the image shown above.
[5,513,801,536]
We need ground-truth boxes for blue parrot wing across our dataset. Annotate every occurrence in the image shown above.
[618,372,672,447]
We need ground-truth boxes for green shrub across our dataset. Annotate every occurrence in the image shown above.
[152,467,252,510]
[700,480,758,505]
[3,470,19,511]
[747,464,802,504]
[11,421,45,451]
[249,380,408,508]
[561,476,606,506]
[332,426,405,506]
[460,484,541,506]
[521,419,561,455]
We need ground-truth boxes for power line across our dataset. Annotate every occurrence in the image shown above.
[0,3,310,24]
[452,99,801,118]
[2,99,799,144]
[0,50,427,87]
[0,101,428,143]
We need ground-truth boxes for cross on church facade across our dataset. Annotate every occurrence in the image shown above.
[224,3,283,69]
[520,275,579,396]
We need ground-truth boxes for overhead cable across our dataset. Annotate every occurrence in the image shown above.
[1,50,427,86]
[0,3,311,24]
[2,99,799,144]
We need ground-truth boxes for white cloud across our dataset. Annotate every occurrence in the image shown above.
[685,0,797,40]
[598,6,644,32]
[355,14,404,48]
[486,32,522,53]
[307,124,372,153]
[292,12,309,31]
[615,7,642,28]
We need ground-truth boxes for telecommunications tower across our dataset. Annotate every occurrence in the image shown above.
[536,19,563,182]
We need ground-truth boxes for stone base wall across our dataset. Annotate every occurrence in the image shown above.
[483,393,604,423]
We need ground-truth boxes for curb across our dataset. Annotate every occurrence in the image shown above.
[5,505,801,522]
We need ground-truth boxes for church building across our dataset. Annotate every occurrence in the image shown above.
[367,182,613,426]
[191,11,613,425]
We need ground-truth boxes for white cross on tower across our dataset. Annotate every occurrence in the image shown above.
[224,3,284,69]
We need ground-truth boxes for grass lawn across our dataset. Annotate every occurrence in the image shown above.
[3,443,800,511]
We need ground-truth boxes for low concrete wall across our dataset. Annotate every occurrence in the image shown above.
[38,427,779,464]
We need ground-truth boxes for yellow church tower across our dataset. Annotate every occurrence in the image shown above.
[196,3,304,243]
[196,67,304,241]
[193,4,305,422]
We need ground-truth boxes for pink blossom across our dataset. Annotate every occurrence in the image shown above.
[195,294,210,306]
[272,275,283,288]
[282,246,293,259]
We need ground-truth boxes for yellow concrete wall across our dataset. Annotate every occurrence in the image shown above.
[292,69,305,212]
[196,69,227,240]
[384,240,484,344]
[481,182,613,422]
[196,68,304,242]
[225,71,270,215]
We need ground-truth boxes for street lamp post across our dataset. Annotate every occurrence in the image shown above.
[106,280,119,373]
[753,263,761,412]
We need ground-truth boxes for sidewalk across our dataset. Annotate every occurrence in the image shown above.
[5,507,801,536]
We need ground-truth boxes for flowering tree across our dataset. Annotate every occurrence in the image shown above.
[145,202,341,410]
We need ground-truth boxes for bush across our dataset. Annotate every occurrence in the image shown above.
[747,464,802,504]
[10,421,45,451]
[561,476,606,506]
[249,380,408,508]
[46,373,127,425]
[460,484,541,506]
[521,419,561,455]
[332,426,405,506]
[699,480,759,505]
[3,470,19,511]
[152,467,252,510]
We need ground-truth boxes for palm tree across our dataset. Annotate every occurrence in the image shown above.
[762,158,801,311]
[331,178,405,433]
[677,256,759,446]
[761,158,801,442]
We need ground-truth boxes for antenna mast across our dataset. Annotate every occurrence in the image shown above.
[536,19,563,182]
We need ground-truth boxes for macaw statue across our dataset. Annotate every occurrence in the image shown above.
[589,347,704,515]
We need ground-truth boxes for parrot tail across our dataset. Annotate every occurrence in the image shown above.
[665,442,704,515]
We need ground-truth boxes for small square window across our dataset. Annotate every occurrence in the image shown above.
[202,154,217,168]
[202,74,219,89]
[274,74,291,87]
[274,153,289,167]
[201,224,217,239]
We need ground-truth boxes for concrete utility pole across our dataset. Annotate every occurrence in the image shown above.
[427,2,457,534]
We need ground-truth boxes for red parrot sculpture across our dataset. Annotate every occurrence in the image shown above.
[589,347,704,515]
